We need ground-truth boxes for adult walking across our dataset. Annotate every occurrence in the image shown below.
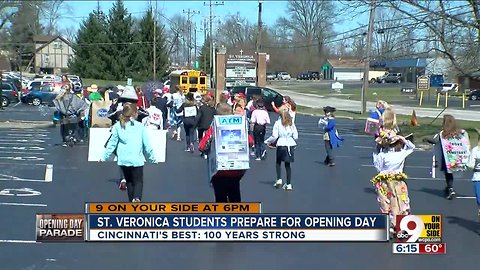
[101,103,158,203]
[266,109,298,190]
[53,89,88,146]
[196,94,216,157]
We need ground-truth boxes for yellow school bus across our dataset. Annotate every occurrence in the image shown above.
[169,70,208,94]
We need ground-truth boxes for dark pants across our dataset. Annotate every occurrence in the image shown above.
[211,176,242,202]
[253,124,266,158]
[184,124,194,147]
[324,141,335,164]
[444,171,454,189]
[276,161,292,184]
[60,122,77,143]
[198,128,207,142]
[120,166,144,202]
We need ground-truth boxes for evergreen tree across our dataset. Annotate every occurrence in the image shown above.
[106,0,134,80]
[131,8,169,82]
[68,11,109,79]
[8,1,44,67]
[197,35,211,72]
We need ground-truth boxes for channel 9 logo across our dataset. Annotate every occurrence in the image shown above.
[396,215,442,243]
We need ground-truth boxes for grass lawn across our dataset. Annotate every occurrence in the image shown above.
[82,78,146,87]
[276,83,468,108]
[297,105,480,146]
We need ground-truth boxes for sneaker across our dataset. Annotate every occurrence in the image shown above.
[190,144,195,153]
[171,131,177,139]
[274,179,282,188]
[62,142,67,147]
[177,136,182,142]
[203,154,208,159]
[446,188,456,200]
[255,157,261,161]
[261,149,267,159]
[185,147,191,152]
[119,179,127,191]
[282,183,293,191]
[132,198,141,203]
[328,163,336,167]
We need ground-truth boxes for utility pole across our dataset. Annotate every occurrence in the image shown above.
[361,0,376,114]
[204,1,224,88]
[256,0,263,53]
[203,17,207,71]
[183,9,200,69]
[153,0,157,80]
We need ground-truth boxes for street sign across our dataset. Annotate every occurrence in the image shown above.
[417,75,430,91]
[322,65,329,70]
[127,78,133,86]
[332,82,343,90]
[194,61,199,69]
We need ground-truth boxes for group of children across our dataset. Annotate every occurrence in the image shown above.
[366,100,480,235]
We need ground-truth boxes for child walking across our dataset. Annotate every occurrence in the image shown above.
[318,106,343,166]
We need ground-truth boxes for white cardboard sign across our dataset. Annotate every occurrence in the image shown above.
[88,128,166,163]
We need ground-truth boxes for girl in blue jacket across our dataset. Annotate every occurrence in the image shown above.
[101,103,158,202]
[318,106,344,167]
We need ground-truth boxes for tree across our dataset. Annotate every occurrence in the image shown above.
[215,12,256,51]
[197,35,211,72]
[8,1,45,67]
[166,14,189,66]
[131,8,169,81]
[68,10,109,79]
[105,0,134,80]
[0,1,17,32]
[40,0,72,35]
[277,0,337,71]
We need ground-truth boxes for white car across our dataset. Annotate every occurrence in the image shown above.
[277,72,291,80]
[437,83,458,93]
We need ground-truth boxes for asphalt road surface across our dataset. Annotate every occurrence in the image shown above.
[0,110,478,269]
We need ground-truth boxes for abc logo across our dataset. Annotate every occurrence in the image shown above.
[396,230,410,240]
[97,108,108,118]
[397,215,424,242]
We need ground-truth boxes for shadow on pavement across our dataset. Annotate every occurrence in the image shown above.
[445,216,480,235]
[414,187,445,198]
[363,187,376,195]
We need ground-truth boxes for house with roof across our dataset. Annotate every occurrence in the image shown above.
[322,58,365,81]
[33,35,74,75]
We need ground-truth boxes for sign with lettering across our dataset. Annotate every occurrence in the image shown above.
[417,75,430,91]
[439,131,470,173]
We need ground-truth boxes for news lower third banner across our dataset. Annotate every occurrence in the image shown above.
[36,203,389,242]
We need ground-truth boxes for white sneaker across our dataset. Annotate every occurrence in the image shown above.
[255,157,261,161]
[132,198,141,203]
[282,183,293,191]
[203,154,208,159]
[274,179,282,188]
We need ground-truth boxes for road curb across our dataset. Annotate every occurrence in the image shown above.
[0,120,53,129]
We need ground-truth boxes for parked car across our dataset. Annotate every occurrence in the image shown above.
[377,73,402,83]
[1,82,20,107]
[21,85,58,106]
[2,76,22,92]
[24,80,55,95]
[266,72,276,81]
[277,72,291,80]
[437,83,458,94]
[229,86,283,111]
[469,89,480,100]
[297,72,310,80]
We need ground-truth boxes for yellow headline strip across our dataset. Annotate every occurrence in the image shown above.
[86,203,262,214]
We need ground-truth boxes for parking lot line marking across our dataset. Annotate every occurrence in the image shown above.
[0,178,50,182]
[45,164,53,182]
[0,151,47,155]
[0,240,38,244]
[0,162,46,166]
[456,196,475,199]
[0,202,46,207]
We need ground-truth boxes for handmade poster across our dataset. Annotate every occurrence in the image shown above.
[364,117,381,135]
[90,94,112,128]
[208,115,250,177]
[439,131,470,173]
[88,128,166,163]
